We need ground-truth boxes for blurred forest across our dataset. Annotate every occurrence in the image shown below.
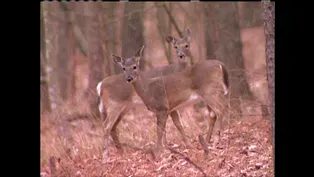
[40,2,274,176]
[40,2,268,117]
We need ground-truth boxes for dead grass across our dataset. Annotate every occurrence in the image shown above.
[40,98,273,177]
[40,25,272,176]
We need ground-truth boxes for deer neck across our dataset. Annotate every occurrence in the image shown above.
[178,61,189,71]
[177,56,191,71]
[131,71,150,101]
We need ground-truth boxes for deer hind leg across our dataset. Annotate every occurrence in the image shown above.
[156,111,168,152]
[204,106,218,144]
[203,98,227,147]
[98,99,107,121]
[170,111,191,148]
[213,95,229,147]
[211,111,222,148]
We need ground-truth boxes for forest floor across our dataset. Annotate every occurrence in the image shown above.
[41,101,273,177]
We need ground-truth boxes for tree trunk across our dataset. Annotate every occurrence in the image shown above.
[40,4,51,114]
[163,3,195,64]
[204,2,254,118]
[238,2,263,28]
[96,4,111,78]
[204,3,218,60]
[167,3,173,64]
[41,55,52,114]
[156,2,173,65]
[57,3,69,101]
[73,3,88,57]
[85,2,105,119]
[102,3,117,76]
[121,2,145,70]
[101,3,116,76]
[61,2,77,101]
[262,1,275,145]
[237,2,268,118]
[44,2,60,109]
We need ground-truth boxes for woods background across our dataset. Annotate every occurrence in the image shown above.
[40,2,274,177]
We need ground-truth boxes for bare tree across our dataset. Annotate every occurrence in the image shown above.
[60,2,77,101]
[55,3,69,101]
[203,2,254,118]
[238,2,263,29]
[238,2,269,118]
[262,1,274,144]
[84,2,105,119]
[73,3,88,57]
[41,4,51,114]
[162,3,195,64]
[42,2,61,109]
[155,2,173,64]
[41,56,52,114]
[42,2,74,103]
[121,2,145,71]
[103,3,118,76]
[204,3,218,60]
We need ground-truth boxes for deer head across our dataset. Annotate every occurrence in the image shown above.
[112,45,145,83]
[166,28,192,62]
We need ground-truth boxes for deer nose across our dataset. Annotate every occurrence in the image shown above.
[126,76,133,82]
[178,53,185,58]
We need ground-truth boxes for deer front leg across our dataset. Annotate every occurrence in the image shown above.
[103,106,125,148]
[170,111,191,148]
[156,111,168,152]
[110,111,126,150]
[101,107,125,161]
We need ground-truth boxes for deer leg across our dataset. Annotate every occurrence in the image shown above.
[212,114,222,147]
[98,99,107,121]
[170,111,191,148]
[103,106,125,148]
[205,106,217,144]
[212,96,228,147]
[156,111,168,151]
[110,111,126,150]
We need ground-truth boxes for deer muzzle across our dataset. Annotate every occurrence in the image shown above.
[178,53,185,58]
[126,76,133,82]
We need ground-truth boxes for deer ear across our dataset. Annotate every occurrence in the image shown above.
[166,36,173,43]
[112,54,123,66]
[134,45,144,66]
[166,36,176,44]
[135,45,145,58]
[186,28,191,42]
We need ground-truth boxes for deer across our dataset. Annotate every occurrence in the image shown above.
[112,45,229,154]
[97,29,193,151]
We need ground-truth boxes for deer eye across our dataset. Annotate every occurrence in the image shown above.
[133,66,137,70]
[185,45,189,48]
[123,68,126,71]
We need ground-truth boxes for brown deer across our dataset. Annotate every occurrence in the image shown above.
[112,45,229,153]
[98,29,193,150]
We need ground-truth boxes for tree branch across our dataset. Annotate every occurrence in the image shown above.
[162,3,183,38]
[155,3,172,64]
[162,3,194,64]
[167,147,208,177]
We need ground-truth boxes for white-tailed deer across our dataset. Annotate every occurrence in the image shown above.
[112,46,229,152]
[98,29,193,150]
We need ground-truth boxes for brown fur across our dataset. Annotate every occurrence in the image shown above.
[99,30,192,149]
[113,46,229,152]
